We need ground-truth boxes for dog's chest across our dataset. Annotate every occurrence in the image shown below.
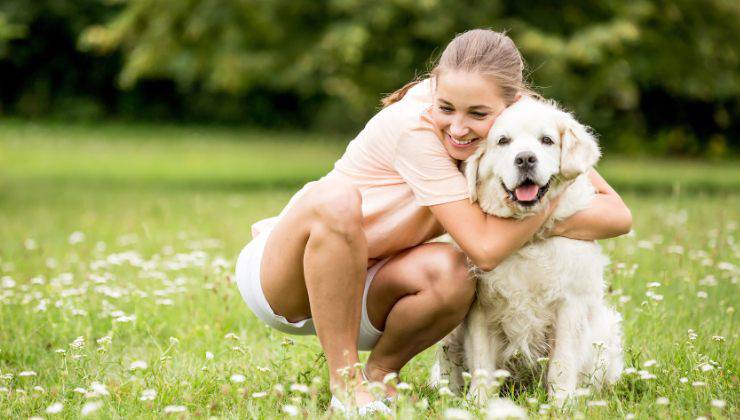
[472,237,608,365]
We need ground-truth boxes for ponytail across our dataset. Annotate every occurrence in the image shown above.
[380,79,423,108]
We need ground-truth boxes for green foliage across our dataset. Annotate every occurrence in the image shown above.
[0,1,738,154]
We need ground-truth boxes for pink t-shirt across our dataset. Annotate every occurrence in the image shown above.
[251,79,469,259]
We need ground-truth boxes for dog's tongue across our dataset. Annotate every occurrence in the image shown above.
[515,184,540,201]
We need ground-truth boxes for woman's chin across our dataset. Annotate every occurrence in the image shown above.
[445,141,479,161]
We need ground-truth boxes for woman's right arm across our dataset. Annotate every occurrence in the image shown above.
[429,198,558,271]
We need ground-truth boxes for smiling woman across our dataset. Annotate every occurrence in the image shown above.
[232,28,631,414]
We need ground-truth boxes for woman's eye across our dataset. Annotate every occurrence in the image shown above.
[471,112,487,118]
[438,106,453,113]
[498,136,511,145]
[541,136,554,145]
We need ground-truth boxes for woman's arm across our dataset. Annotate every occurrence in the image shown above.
[429,197,560,271]
[549,169,632,240]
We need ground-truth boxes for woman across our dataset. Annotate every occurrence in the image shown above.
[234,29,632,412]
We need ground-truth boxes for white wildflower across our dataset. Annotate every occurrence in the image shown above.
[96,336,112,345]
[73,387,87,394]
[692,381,706,387]
[656,397,669,405]
[70,336,85,348]
[587,400,607,407]
[493,369,511,379]
[711,399,726,408]
[18,371,37,377]
[33,385,45,393]
[485,398,527,419]
[89,381,109,396]
[140,389,156,401]
[443,408,472,419]
[80,401,102,416]
[46,402,64,414]
[205,351,214,360]
[68,231,86,245]
[129,360,148,371]
[396,382,412,391]
[283,404,299,417]
[643,360,657,367]
[679,377,688,383]
[168,337,179,346]
[699,363,714,372]
[438,386,454,397]
[647,282,661,288]
[163,405,187,414]
[697,291,708,299]
[712,335,725,342]
[382,372,398,384]
[251,391,268,398]
[24,239,38,250]
[1,277,15,288]
[290,383,309,394]
[224,332,239,340]
[230,374,246,383]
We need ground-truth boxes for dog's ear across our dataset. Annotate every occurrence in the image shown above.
[559,113,601,180]
[463,143,486,203]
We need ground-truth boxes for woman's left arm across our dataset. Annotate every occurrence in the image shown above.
[550,169,632,240]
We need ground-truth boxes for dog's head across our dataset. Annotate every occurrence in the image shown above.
[464,97,600,218]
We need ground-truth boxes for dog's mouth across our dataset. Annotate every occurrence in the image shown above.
[503,178,551,206]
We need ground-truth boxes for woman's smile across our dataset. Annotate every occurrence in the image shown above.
[445,131,481,148]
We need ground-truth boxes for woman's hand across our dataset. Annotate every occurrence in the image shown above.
[549,169,632,240]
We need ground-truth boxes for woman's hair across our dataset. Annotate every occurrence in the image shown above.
[381,29,532,108]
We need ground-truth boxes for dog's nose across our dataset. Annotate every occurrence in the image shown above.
[515,152,538,170]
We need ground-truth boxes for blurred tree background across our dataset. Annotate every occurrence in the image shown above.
[0,0,737,157]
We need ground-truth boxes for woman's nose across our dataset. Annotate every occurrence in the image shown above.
[449,117,469,137]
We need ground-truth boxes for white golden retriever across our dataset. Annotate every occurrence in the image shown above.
[430,97,624,406]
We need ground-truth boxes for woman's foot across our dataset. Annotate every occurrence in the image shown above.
[364,363,399,400]
[329,383,391,416]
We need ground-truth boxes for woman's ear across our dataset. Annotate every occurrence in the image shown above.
[559,113,601,180]
[513,91,523,103]
[463,144,486,203]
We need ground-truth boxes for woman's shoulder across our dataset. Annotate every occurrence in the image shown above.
[373,80,437,135]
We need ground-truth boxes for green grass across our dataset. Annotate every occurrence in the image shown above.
[0,121,737,418]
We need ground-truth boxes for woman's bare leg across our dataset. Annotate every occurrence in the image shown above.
[363,243,475,388]
[259,178,374,404]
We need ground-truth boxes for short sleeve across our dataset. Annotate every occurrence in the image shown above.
[393,115,470,206]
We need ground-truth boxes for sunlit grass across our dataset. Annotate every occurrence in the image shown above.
[0,122,737,418]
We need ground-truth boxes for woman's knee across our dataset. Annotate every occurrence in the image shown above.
[304,180,364,242]
[422,245,476,315]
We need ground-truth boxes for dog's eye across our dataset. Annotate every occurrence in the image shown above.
[497,136,511,145]
[540,136,554,145]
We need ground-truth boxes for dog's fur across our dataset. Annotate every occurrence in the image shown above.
[430,97,624,406]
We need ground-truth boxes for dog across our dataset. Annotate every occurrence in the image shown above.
[430,97,624,406]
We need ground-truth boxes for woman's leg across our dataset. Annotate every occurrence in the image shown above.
[364,242,476,385]
[259,178,373,402]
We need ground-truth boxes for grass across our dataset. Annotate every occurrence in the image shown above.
[0,121,737,418]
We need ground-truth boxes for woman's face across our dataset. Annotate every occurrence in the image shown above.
[430,71,508,161]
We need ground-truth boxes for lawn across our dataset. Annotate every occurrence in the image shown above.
[0,121,737,418]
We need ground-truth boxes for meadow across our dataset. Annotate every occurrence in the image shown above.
[0,121,737,418]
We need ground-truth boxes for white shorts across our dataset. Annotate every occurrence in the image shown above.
[235,226,387,351]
